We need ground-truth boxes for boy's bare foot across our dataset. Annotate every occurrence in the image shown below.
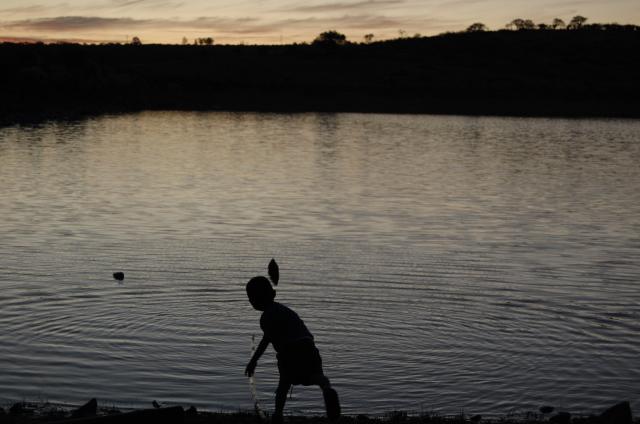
[322,388,341,422]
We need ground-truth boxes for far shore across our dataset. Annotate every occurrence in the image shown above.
[1,28,639,127]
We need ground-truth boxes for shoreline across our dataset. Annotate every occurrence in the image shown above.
[1,399,635,424]
[2,101,639,129]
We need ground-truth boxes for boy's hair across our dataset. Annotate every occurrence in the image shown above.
[246,276,276,305]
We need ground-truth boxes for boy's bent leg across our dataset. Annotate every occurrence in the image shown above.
[311,374,340,422]
[322,386,341,421]
[274,380,291,424]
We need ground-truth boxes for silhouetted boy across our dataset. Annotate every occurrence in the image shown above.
[245,276,340,423]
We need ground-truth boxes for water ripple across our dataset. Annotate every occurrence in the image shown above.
[1,113,639,415]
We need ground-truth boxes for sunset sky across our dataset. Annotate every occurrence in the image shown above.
[1,0,638,44]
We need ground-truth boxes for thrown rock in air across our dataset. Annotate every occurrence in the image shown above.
[113,272,124,281]
[268,259,279,286]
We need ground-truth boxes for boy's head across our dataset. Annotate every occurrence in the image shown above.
[246,276,276,311]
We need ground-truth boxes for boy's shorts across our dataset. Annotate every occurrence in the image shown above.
[277,339,323,385]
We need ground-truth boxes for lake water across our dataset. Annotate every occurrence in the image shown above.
[1,112,639,417]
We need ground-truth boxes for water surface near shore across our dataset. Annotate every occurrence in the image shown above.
[1,112,639,416]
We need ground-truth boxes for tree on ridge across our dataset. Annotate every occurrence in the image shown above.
[568,15,588,29]
[313,30,348,46]
[466,22,488,32]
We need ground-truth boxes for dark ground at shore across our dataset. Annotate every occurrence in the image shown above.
[1,28,639,127]
[0,400,636,424]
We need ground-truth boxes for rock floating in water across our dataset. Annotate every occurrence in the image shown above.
[540,406,555,414]
[600,401,632,424]
[113,272,124,281]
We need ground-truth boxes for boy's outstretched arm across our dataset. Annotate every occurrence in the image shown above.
[245,335,269,377]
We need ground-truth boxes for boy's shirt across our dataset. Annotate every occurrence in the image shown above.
[260,302,313,353]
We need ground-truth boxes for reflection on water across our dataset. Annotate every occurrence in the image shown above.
[1,112,639,416]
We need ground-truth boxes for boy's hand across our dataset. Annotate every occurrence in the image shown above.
[245,359,257,377]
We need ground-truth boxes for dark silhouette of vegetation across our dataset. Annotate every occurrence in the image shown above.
[568,15,588,30]
[552,18,566,30]
[195,37,214,45]
[494,15,636,32]
[313,30,348,46]
[363,33,375,44]
[466,23,488,32]
[507,18,536,30]
[131,36,142,45]
[1,21,639,125]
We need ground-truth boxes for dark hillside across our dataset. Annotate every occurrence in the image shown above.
[1,28,639,123]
